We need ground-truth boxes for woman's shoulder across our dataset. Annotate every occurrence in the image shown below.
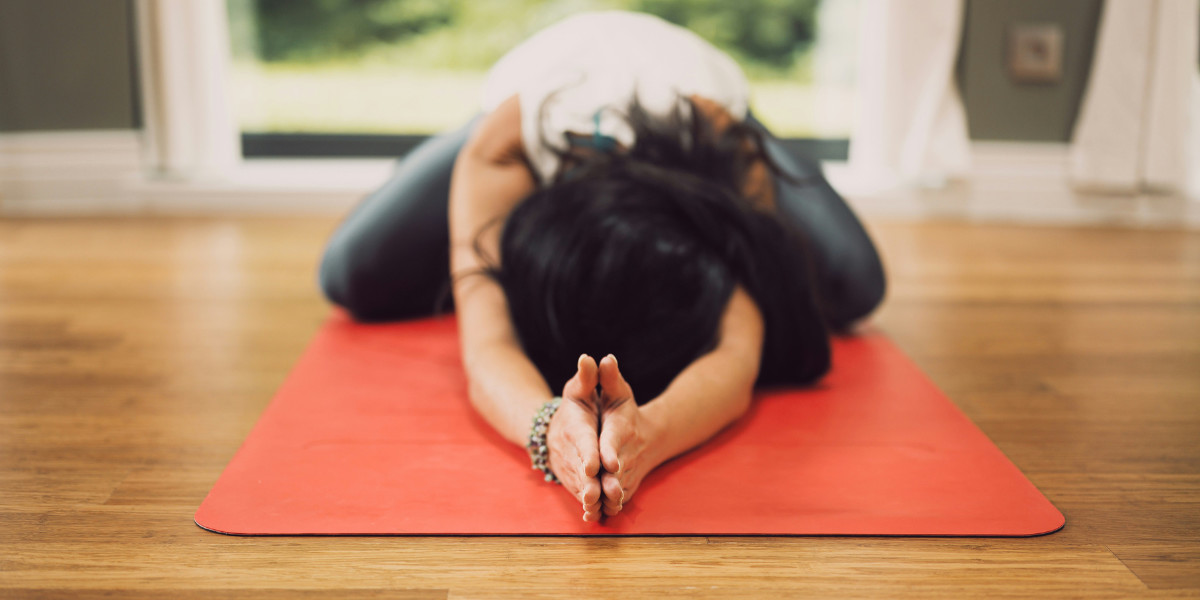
[689,94,777,212]
[464,94,527,167]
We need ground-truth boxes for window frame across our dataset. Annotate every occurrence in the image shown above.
[240,132,849,161]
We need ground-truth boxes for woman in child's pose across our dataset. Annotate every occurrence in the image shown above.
[318,11,886,522]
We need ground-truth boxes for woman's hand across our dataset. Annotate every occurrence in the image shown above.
[596,354,662,517]
[547,354,604,522]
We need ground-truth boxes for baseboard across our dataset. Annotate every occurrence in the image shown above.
[135,159,394,216]
[0,131,391,217]
[828,142,1200,228]
[4,134,1198,228]
[0,131,146,216]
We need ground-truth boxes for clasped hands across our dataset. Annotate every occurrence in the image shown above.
[546,353,661,522]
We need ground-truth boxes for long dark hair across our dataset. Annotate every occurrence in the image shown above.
[469,92,831,403]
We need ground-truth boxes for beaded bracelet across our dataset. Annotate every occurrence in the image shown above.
[526,396,563,484]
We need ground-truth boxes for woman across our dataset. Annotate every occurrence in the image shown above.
[317,11,886,523]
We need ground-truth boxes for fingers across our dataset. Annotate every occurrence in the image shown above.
[598,354,634,410]
[599,416,640,511]
[581,475,602,522]
[557,354,644,522]
[577,431,601,479]
[599,420,623,475]
[559,461,602,522]
[560,449,599,502]
[549,395,604,522]
[577,353,599,390]
[601,471,641,516]
[563,353,600,411]
[602,499,621,516]
[601,472,624,515]
[599,403,636,474]
[595,356,649,519]
[575,433,602,521]
[558,441,603,522]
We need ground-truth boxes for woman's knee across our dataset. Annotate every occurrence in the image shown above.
[316,241,389,321]
[317,240,355,309]
[317,239,450,322]
[315,118,478,321]
[826,246,887,331]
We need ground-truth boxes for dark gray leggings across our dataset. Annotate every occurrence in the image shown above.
[317,113,886,331]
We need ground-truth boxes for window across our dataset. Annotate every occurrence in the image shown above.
[227,0,859,159]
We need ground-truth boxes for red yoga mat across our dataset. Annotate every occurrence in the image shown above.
[195,309,1064,536]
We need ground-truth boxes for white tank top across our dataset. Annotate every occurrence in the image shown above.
[479,11,751,185]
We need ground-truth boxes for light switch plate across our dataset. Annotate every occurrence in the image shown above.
[1008,23,1063,84]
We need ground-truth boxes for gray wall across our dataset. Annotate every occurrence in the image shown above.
[0,0,139,132]
[956,0,1103,142]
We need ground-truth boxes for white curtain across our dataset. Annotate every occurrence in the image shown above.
[848,0,971,192]
[135,0,241,179]
[1069,0,1200,197]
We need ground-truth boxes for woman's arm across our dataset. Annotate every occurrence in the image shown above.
[449,94,549,446]
[595,283,765,515]
[641,283,764,462]
[449,94,607,520]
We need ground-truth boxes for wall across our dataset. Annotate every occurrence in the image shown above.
[956,0,1103,142]
[0,0,139,132]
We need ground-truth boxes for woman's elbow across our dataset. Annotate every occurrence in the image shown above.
[733,385,754,419]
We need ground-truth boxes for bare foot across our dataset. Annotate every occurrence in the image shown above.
[547,354,604,522]
[596,354,659,517]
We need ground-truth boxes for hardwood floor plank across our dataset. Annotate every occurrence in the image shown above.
[0,590,448,599]
[1109,544,1200,590]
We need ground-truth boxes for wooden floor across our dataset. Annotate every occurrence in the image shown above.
[1,216,1198,598]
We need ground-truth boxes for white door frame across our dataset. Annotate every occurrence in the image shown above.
[135,0,241,180]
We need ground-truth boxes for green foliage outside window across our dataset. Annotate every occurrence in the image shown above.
[248,0,455,62]
[637,0,820,68]
[238,0,820,76]
[227,0,853,137]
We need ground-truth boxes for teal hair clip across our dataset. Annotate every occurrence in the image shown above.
[588,110,618,152]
